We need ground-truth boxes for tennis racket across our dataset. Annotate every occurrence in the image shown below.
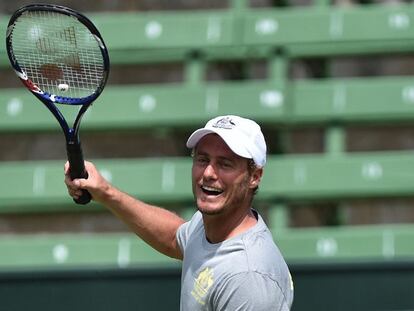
[6,4,110,205]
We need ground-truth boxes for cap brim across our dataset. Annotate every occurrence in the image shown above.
[186,129,216,148]
[186,128,251,159]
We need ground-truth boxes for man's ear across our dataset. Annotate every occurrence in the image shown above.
[249,167,263,189]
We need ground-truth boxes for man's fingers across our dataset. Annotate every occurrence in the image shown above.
[68,188,82,199]
[64,161,91,200]
[64,160,97,200]
[64,161,70,174]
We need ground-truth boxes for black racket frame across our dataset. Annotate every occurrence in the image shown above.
[6,4,110,204]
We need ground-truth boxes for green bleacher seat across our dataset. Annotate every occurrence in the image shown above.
[1,77,413,133]
[243,4,414,56]
[292,76,414,123]
[274,224,414,262]
[1,222,414,269]
[0,158,192,212]
[262,151,414,200]
[92,11,238,63]
[1,151,413,213]
[0,82,286,132]
[0,232,178,269]
[2,4,414,66]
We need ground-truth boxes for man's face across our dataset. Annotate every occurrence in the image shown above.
[191,134,262,216]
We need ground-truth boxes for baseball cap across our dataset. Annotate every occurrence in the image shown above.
[186,115,267,167]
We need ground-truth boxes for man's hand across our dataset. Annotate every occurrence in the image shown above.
[64,160,111,203]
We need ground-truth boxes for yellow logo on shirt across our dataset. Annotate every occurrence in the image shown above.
[191,267,214,305]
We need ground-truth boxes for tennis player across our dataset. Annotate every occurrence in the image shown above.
[65,115,294,310]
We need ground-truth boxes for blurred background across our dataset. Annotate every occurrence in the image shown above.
[1,0,414,310]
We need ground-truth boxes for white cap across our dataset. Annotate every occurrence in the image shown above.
[186,115,267,167]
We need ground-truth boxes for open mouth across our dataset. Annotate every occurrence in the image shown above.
[201,185,223,196]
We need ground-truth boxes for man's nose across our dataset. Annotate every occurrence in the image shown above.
[203,163,217,179]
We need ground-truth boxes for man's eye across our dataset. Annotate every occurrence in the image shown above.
[196,157,208,164]
[220,161,233,169]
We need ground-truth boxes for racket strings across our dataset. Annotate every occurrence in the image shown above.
[10,10,105,100]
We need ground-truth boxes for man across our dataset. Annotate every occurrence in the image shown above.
[65,115,294,310]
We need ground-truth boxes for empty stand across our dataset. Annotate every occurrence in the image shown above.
[0,1,414,270]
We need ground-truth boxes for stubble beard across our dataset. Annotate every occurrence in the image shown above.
[194,175,251,216]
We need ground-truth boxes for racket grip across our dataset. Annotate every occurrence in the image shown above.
[66,142,92,205]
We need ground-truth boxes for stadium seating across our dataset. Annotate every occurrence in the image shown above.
[1,1,414,270]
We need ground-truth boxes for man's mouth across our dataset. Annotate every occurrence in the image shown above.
[201,185,223,196]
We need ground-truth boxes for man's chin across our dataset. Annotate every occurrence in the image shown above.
[198,208,221,216]
[196,202,223,216]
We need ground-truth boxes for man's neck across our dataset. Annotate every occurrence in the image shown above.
[202,208,257,244]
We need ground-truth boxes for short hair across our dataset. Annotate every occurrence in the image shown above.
[247,159,259,196]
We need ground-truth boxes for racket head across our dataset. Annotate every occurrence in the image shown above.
[6,4,110,106]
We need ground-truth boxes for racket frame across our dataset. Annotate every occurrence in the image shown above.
[6,4,110,204]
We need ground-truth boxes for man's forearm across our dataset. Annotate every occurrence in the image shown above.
[100,185,185,260]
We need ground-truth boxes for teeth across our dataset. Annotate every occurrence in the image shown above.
[201,185,223,193]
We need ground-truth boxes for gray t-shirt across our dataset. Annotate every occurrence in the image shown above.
[176,210,294,311]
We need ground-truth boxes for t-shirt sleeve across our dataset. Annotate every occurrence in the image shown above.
[176,211,202,254]
[214,271,292,311]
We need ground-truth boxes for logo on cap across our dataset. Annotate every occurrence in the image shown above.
[212,117,236,130]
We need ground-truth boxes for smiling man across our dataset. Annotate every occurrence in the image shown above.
[64,115,294,310]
